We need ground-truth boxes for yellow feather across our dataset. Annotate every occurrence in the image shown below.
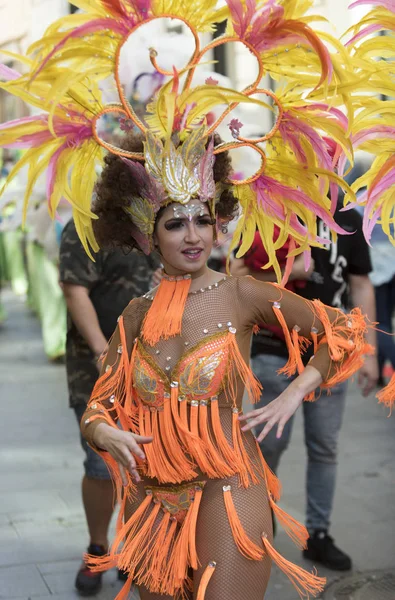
[23,141,63,223]
[151,0,222,32]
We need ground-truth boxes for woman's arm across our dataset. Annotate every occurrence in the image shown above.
[80,300,153,483]
[236,276,371,439]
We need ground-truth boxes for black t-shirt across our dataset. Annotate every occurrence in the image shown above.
[59,219,158,406]
[301,206,372,310]
[251,206,372,358]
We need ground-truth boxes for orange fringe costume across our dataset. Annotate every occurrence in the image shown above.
[81,275,373,599]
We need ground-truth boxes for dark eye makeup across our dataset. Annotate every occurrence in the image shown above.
[164,216,215,230]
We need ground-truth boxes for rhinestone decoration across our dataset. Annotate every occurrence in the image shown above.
[155,350,160,355]
[203,328,208,334]
[105,365,111,372]
[117,316,121,322]
[173,203,205,221]
[164,392,171,399]
[163,273,191,282]
[209,561,217,568]
[178,395,186,402]
[146,489,153,496]
[84,418,90,424]
[189,277,227,295]
[273,301,281,309]
[91,403,97,409]
[347,320,353,328]
[211,395,218,402]
[293,325,301,333]
[117,345,122,354]
[227,321,232,327]
[191,400,199,407]
[218,323,223,328]
[232,408,239,414]
[171,381,179,388]
[223,485,231,492]
[200,400,208,407]
[165,366,171,371]
[311,327,319,334]
[184,341,189,346]
[109,395,115,403]
[166,356,171,361]
[229,326,237,334]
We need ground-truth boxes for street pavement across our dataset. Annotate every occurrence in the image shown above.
[0,290,394,600]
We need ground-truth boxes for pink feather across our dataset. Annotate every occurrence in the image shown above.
[46,142,69,207]
[129,0,152,18]
[369,169,395,200]
[0,114,48,132]
[226,0,255,38]
[128,221,151,254]
[0,63,21,81]
[280,112,339,210]
[296,104,349,131]
[32,18,129,80]
[254,175,348,235]
[120,157,165,211]
[198,137,216,202]
[353,126,395,147]
[349,0,395,11]
[346,23,384,46]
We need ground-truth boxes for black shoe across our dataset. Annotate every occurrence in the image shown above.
[75,543,106,596]
[117,568,128,582]
[303,530,352,571]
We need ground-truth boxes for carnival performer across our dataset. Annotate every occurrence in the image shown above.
[78,132,371,600]
[0,1,393,599]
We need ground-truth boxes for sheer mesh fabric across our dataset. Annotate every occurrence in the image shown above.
[81,275,346,599]
[82,275,343,445]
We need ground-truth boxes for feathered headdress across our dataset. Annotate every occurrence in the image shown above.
[0,0,365,277]
[342,0,395,243]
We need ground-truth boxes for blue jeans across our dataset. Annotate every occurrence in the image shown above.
[74,404,111,480]
[375,276,395,372]
[251,353,347,532]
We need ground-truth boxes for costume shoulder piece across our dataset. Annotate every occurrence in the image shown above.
[1,0,390,276]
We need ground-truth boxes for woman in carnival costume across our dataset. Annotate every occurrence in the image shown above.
[0,1,394,598]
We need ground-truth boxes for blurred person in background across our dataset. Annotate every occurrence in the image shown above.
[349,158,395,385]
[231,202,378,572]
[59,218,159,595]
[369,224,395,385]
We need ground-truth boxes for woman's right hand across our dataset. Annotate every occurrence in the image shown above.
[93,422,153,485]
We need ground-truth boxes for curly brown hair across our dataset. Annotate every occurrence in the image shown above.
[93,132,238,251]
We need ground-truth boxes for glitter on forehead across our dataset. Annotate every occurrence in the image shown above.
[173,203,206,222]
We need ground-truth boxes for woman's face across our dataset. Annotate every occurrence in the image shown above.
[154,200,215,275]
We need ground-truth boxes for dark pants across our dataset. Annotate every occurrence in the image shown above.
[375,276,395,372]
[252,353,347,532]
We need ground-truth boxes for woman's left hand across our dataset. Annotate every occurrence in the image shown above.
[239,388,304,442]
[239,365,323,442]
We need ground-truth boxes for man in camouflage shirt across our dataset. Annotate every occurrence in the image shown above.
[59,219,159,595]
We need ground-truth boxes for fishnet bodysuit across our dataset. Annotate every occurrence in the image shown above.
[82,275,347,600]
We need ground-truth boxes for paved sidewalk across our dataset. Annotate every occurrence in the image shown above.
[0,290,394,600]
